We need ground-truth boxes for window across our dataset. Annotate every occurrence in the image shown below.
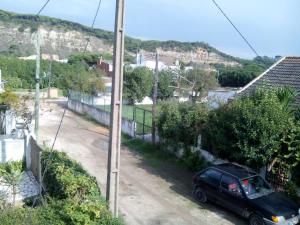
[200,169,222,186]
[241,176,273,199]
[220,174,241,194]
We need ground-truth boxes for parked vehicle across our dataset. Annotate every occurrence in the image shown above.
[193,163,300,225]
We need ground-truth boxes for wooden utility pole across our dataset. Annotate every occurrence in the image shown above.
[47,60,52,99]
[152,51,159,145]
[106,0,125,218]
[34,29,41,142]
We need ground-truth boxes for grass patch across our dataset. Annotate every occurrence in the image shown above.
[97,104,157,135]
[122,135,208,172]
[122,135,185,169]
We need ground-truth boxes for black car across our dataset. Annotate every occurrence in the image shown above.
[193,163,300,225]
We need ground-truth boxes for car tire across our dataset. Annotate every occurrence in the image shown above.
[249,214,265,225]
[193,187,207,203]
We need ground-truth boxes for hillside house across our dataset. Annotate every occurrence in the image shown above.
[97,58,113,76]
[237,57,300,103]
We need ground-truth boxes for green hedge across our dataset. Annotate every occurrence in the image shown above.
[0,151,123,225]
[0,206,64,225]
[157,101,209,146]
[0,199,122,225]
[41,151,100,201]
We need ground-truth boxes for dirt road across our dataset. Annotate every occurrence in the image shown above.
[39,99,247,225]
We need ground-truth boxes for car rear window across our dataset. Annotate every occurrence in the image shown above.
[200,169,222,186]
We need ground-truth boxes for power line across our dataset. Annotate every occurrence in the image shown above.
[33,0,104,203]
[84,0,103,53]
[37,0,51,16]
[211,0,260,57]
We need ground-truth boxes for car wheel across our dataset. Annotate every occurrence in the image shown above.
[193,187,207,203]
[249,214,265,225]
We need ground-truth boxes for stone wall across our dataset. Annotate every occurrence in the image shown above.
[68,99,136,137]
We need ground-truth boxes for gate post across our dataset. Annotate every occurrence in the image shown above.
[143,109,146,140]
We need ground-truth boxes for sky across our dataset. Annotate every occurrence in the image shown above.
[0,0,299,59]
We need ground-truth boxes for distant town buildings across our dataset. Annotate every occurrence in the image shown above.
[97,58,113,76]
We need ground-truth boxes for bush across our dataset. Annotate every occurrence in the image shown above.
[202,88,300,170]
[158,101,209,146]
[0,160,24,176]
[0,199,123,225]
[284,181,298,200]
[0,206,64,225]
[292,163,300,186]
[49,199,122,225]
[40,150,124,224]
[180,148,208,172]
[41,151,100,201]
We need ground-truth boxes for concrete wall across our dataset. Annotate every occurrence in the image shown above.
[0,137,25,163]
[29,137,41,183]
[68,99,136,137]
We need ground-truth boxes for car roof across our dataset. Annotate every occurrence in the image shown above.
[211,163,257,179]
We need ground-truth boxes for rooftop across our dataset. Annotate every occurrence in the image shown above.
[238,56,300,104]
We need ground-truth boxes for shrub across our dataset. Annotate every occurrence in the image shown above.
[284,181,298,200]
[31,150,123,225]
[41,151,100,201]
[0,160,24,176]
[49,199,123,225]
[158,101,208,146]
[157,101,181,142]
[180,148,208,172]
[0,206,64,225]
[292,163,300,186]
[202,88,300,171]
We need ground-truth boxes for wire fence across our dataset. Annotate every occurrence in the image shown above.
[266,166,290,192]
[69,90,154,138]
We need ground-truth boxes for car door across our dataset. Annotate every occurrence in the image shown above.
[218,174,248,217]
[197,169,222,202]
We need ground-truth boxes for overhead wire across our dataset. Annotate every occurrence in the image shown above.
[32,0,105,203]
[84,0,103,53]
[211,0,260,57]
[37,0,51,16]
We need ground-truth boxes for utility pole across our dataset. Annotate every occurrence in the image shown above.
[48,60,52,99]
[106,0,125,218]
[152,51,158,145]
[34,29,41,142]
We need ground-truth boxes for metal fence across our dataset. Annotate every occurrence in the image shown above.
[266,166,290,192]
[69,90,96,106]
[134,106,152,138]
[69,90,154,139]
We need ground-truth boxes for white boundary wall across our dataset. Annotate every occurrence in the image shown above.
[0,137,25,163]
[68,99,136,137]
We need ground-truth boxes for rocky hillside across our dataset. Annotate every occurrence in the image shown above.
[0,9,240,66]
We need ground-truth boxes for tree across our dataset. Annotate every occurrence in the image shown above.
[158,101,209,146]
[156,70,174,100]
[123,67,152,104]
[203,87,300,172]
[185,69,218,101]
[68,52,113,66]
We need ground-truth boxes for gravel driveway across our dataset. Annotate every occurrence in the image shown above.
[39,99,247,225]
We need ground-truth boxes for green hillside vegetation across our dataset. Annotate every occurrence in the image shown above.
[0,9,239,62]
[0,56,104,95]
[217,56,276,87]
